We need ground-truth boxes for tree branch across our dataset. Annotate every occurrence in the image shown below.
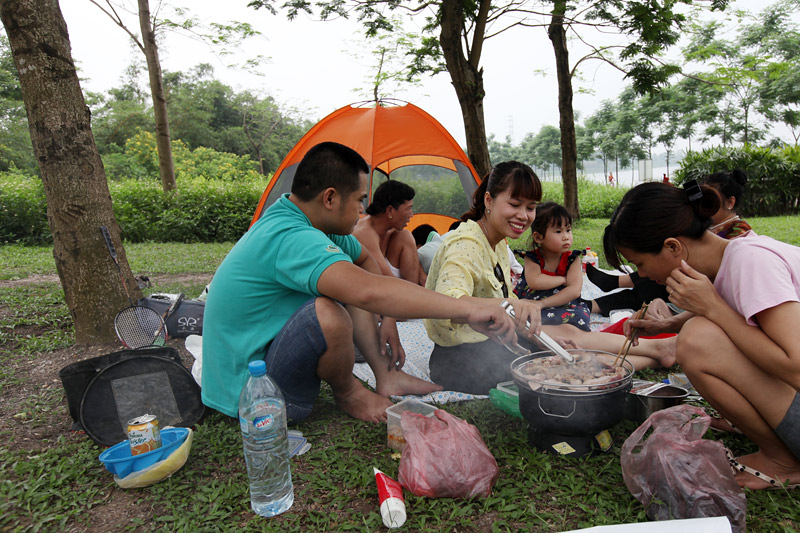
[88,0,145,54]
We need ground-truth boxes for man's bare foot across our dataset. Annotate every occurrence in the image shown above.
[375,369,443,398]
[731,451,800,490]
[334,378,393,423]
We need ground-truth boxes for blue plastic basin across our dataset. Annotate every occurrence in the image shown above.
[99,427,189,478]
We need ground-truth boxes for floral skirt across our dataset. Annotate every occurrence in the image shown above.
[540,297,592,331]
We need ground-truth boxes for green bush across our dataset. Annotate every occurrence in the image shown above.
[403,177,470,218]
[110,177,269,243]
[103,131,261,182]
[674,145,800,217]
[0,171,48,245]
[0,173,269,245]
[0,170,632,245]
[540,179,626,218]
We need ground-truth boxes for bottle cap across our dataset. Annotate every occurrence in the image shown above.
[248,360,267,377]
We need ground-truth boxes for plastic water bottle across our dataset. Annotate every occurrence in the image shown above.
[239,360,294,517]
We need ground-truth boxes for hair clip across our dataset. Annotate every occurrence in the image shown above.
[683,179,702,202]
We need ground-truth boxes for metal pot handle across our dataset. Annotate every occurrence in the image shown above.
[537,397,576,418]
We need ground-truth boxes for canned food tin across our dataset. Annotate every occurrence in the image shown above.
[127,414,162,455]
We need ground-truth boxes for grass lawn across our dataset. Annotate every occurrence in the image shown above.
[1,217,799,532]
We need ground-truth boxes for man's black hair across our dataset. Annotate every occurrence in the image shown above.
[291,142,369,201]
[366,180,415,215]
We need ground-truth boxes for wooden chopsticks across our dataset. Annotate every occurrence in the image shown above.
[614,302,649,367]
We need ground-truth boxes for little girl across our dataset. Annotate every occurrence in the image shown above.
[513,202,592,331]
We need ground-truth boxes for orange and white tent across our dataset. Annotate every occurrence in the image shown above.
[250,100,481,234]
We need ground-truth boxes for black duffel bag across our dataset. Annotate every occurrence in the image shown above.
[59,347,205,446]
[138,295,204,338]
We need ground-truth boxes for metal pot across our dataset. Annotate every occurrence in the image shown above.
[511,350,633,436]
[625,383,689,423]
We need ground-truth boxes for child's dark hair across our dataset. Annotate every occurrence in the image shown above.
[530,202,572,248]
[411,224,437,246]
[603,182,720,269]
[461,161,542,221]
[703,169,748,213]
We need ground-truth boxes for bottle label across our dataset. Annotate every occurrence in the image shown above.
[241,398,283,433]
[253,414,274,431]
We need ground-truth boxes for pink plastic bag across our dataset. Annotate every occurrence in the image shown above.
[398,409,498,498]
[621,404,746,532]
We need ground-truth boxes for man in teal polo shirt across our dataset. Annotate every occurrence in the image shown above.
[202,142,517,423]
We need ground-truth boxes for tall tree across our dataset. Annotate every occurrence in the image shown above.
[90,0,176,190]
[548,0,578,210]
[520,0,729,215]
[749,0,800,146]
[137,0,174,190]
[0,34,35,173]
[1,0,141,343]
[89,0,260,191]
[683,18,768,145]
[248,0,524,177]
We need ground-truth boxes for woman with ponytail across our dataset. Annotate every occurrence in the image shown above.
[606,180,800,490]
[424,162,675,394]
[705,169,751,239]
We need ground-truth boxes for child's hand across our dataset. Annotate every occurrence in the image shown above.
[553,336,578,350]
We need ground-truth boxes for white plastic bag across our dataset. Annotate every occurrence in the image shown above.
[185,335,203,386]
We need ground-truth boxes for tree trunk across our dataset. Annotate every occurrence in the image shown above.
[1,0,141,343]
[548,0,580,218]
[439,0,492,177]
[138,0,175,191]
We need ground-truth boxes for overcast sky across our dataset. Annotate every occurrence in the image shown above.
[60,0,767,147]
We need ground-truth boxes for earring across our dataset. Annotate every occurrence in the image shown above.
[487,209,491,214]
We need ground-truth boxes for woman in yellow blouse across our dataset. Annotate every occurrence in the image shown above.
[425,162,676,394]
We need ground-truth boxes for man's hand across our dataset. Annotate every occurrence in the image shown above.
[466,301,517,345]
[379,317,406,371]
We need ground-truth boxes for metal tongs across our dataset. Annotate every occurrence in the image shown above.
[499,300,575,364]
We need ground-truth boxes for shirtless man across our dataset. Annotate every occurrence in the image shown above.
[353,180,426,286]
[201,142,517,423]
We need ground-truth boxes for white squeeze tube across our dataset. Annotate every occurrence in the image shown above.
[373,467,406,528]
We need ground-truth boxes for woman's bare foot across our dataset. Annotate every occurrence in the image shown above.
[731,451,800,490]
[334,378,393,423]
[654,336,677,368]
[375,370,443,398]
[710,417,743,434]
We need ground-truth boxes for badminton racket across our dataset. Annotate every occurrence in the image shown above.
[152,292,184,340]
[100,226,166,349]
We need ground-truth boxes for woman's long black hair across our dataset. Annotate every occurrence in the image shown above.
[461,161,542,222]
[603,182,721,269]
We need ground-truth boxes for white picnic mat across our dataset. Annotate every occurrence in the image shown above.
[352,271,628,404]
[353,318,484,403]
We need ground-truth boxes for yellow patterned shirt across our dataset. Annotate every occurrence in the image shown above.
[424,219,518,346]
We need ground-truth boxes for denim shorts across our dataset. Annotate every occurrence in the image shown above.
[775,391,800,461]
[264,298,327,424]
